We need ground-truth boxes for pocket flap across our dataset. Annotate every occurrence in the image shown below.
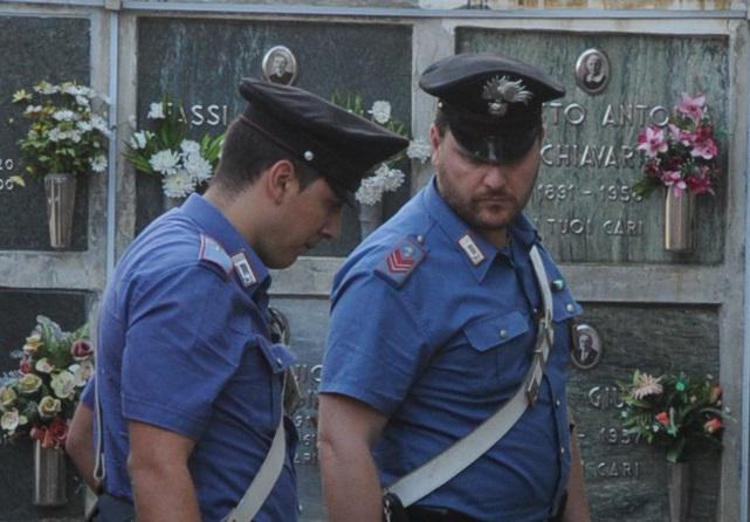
[464,311,529,352]
[257,338,297,374]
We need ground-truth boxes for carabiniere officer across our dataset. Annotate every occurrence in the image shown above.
[65,78,408,522]
[319,53,591,522]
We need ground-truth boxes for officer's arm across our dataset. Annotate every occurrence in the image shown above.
[128,421,201,522]
[562,419,591,522]
[65,402,100,492]
[318,393,388,522]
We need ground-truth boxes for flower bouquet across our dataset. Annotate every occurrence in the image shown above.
[125,98,224,200]
[633,93,721,251]
[0,316,93,449]
[11,81,110,180]
[619,370,724,463]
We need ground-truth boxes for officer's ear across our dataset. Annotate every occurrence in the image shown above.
[265,159,299,205]
[429,124,442,166]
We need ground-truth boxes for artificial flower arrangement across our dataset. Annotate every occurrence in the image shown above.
[331,93,431,206]
[0,316,93,449]
[633,93,721,199]
[125,98,225,199]
[619,369,724,463]
[11,81,110,181]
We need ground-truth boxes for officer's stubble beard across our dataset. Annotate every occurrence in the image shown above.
[435,140,541,240]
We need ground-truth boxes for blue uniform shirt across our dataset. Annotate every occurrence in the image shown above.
[87,194,298,522]
[321,179,581,522]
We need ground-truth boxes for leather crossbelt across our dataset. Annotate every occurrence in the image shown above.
[385,245,555,508]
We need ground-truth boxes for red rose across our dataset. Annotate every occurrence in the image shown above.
[48,418,68,447]
[71,339,94,361]
[19,358,32,374]
[656,411,670,427]
[30,426,46,441]
[41,427,57,449]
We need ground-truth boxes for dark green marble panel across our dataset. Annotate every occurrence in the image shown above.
[136,19,412,256]
[0,17,90,251]
[569,304,720,521]
[0,290,89,521]
[457,30,728,265]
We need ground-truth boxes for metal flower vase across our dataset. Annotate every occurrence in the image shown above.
[667,461,690,522]
[359,200,383,240]
[33,440,68,506]
[664,185,694,252]
[44,173,77,249]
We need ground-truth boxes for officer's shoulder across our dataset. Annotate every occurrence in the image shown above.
[196,234,234,279]
[372,234,429,289]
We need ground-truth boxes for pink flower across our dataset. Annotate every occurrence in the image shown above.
[686,166,714,196]
[661,170,687,197]
[691,126,718,160]
[677,92,705,123]
[668,124,693,146]
[637,126,668,158]
[71,339,94,361]
[656,411,671,427]
[704,417,723,435]
[19,358,32,374]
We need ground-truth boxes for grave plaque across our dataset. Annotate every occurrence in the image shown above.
[0,16,90,251]
[0,290,90,521]
[135,18,412,256]
[458,29,728,265]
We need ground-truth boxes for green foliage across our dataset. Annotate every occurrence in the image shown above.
[619,370,725,463]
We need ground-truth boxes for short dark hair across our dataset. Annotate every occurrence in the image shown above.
[211,117,319,194]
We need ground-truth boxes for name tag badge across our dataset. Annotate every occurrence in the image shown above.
[458,234,485,266]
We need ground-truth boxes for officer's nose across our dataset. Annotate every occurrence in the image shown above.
[482,164,507,191]
[321,208,343,240]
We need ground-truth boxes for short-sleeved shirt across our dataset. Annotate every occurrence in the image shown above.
[87,194,298,522]
[321,179,581,522]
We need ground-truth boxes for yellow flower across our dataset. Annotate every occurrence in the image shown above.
[17,374,43,395]
[38,396,62,418]
[22,333,43,355]
[12,89,32,104]
[0,386,17,409]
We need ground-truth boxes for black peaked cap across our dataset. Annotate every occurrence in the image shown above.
[419,53,565,163]
[238,78,409,198]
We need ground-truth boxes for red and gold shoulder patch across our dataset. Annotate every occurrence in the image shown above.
[375,237,426,288]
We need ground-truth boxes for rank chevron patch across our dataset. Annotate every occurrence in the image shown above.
[375,236,426,288]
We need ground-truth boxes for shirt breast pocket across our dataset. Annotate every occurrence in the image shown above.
[437,312,532,394]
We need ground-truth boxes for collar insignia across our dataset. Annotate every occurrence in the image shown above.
[232,252,257,287]
[459,234,485,266]
[481,76,534,118]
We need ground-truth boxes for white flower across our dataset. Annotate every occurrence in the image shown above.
[75,95,90,108]
[368,100,392,125]
[38,396,62,418]
[632,373,664,400]
[90,115,111,138]
[67,129,83,143]
[35,358,54,374]
[407,138,432,163]
[48,127,64,142]
[90,155,108,173]
[380,166,405,192]
[52,110,77,122]
[77,120,93,132]
[149,149,180,175]
[50,371,77,400]
[24,105,43,116]
[129,131,150,150]
[355,175,385,206]
[34,81,58,94]
[183,152,213,182]
[1,409,27,434]
[180,140,201,155]
[70,360,94,387]
[147,102,165,120]
[128,114,137,128]
[162,170,197,198]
